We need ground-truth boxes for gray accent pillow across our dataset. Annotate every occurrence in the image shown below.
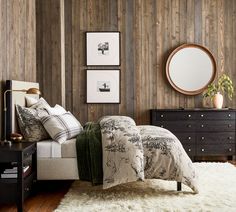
[15,104,50,142]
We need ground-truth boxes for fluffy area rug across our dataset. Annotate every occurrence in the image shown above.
[55,163,236,212]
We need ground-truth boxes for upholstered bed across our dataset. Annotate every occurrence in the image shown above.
[6,80,79,180]
[6,80,199,193]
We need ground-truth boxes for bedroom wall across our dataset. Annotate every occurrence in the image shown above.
[0,0,36,138]
[36,0,236,125]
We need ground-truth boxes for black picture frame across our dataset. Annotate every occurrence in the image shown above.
[86,69,121,104]
[86,31,121,66]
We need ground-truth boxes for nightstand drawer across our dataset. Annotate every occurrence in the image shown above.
[196,132,235,144]
[23,143,36,160]
[197,144,235,156]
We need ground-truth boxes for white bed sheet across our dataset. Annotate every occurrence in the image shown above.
[37,138,77,158]
[37,140,61,158]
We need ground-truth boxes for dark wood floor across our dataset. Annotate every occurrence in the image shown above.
[0,180,73,212]
[0,161,236,212]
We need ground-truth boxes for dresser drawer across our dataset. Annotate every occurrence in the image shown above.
[175,133,195,144]
[197,144,235,156]
[152,111,196,121]
[196,121,235,132]
[196,132,235,144]
[154,121,195,132]
[182,144,196,156]
[195,111,235,120]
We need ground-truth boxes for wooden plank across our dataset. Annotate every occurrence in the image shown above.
[25,0,36,82]
[194,0,203,108]
[186,0,195,108]
[60,0,66,107]
[64,0,72,111]
[134,0,142,124]
[0,0,7,139]
[51,0,62,106]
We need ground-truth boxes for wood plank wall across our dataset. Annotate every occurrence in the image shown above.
[36,0,63,106]
[36,0,236,125]
[0,0,36,138]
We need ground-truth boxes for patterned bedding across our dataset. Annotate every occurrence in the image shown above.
[99,116,199,193]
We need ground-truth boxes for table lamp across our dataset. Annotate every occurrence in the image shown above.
[2,87,41,146]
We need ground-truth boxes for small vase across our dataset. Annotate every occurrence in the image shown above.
[213,92,223,109]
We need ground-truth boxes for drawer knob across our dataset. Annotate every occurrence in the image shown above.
[228,114,231,117]
[201,148,205,152]
[200,114,204,117]
[188,124,192,128]
[201,136,205,140]
[229,148,232,152]
[188,114,191,118]
[228,124,232,128]
[228,136,232,140]
[160,114,164,118]
[201,124,204,128]
[188,136,191,140]
[25,187,30,192]
[188,149,191,152]
[160,125,164,128]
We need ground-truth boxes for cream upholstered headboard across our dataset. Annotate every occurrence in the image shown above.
[6,80,39,139]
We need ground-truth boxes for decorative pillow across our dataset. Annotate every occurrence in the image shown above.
[15,105,50,142]
[41,112,83,144]
[45,104,67,115]
[29,97,50,109]
[25,96,38,107]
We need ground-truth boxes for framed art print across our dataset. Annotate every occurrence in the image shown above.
[86,32,120,66]
[86,70,120,103]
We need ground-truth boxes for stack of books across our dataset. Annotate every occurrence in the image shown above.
[1,166,30,178]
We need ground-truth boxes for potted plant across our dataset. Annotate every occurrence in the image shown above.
[203,74,234,109]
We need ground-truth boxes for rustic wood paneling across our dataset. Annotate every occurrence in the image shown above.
[36,0,236,125]
[36,0,63,106]
[0,0,36,139]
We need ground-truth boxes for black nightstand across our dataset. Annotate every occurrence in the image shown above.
[0,142,37,212]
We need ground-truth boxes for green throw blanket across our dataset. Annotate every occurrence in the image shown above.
[76,122,103,185]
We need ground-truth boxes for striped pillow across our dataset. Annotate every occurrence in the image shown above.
[41,112,83,144]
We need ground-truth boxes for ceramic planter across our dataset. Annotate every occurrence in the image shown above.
[213,92,223,109]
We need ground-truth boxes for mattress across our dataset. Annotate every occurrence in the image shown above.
[37,138,77,158]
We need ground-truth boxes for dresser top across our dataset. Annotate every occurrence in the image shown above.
[151,108,236,112]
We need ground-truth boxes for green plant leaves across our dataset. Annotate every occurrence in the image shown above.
[203,74,234,101]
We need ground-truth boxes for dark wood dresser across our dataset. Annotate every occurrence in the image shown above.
[150,109,236,161]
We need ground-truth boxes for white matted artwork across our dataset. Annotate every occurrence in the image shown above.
[86,32,120,66]
[86,70,120,103]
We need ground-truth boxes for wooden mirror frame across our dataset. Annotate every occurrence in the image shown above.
[166,44,216,95]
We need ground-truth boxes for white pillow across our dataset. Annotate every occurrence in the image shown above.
[41,112,83,144]
[29,97,50,109]
[25,96,39,107]
[45,104,67,115]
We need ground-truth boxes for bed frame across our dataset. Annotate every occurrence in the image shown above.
[6,80,79,180]
[6,80,181,190]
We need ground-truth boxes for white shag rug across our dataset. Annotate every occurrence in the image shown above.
[55,163,236,212]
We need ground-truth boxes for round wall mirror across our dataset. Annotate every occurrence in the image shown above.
[166,44,216,95]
